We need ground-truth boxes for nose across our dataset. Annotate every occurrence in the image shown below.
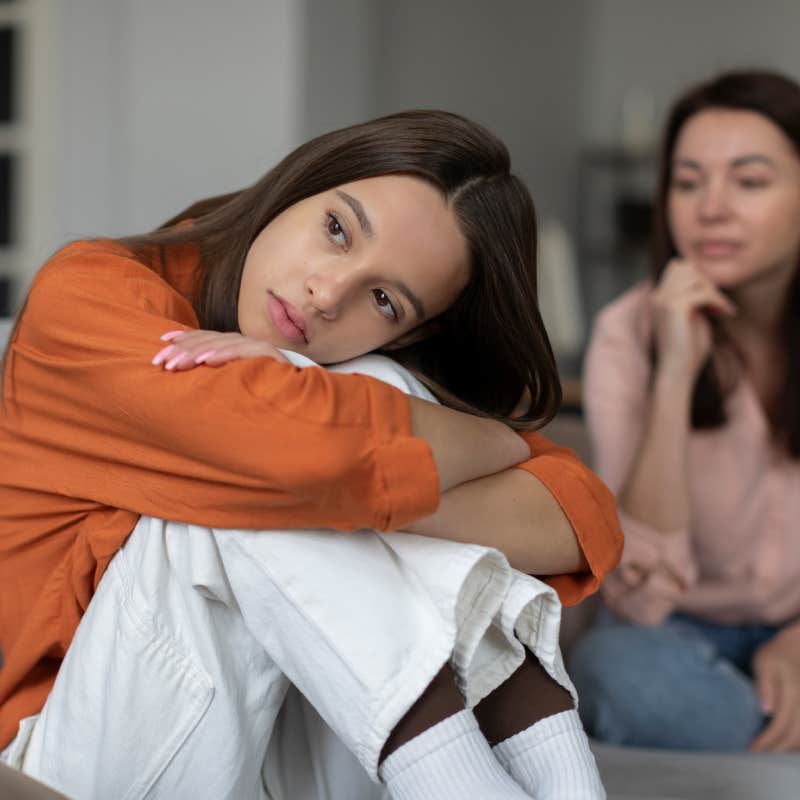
[697,178,731,223]
[304,267,357,320]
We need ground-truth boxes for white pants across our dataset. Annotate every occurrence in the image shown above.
[5,354,573,800]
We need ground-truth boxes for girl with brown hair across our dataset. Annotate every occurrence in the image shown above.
[0,110,619,797]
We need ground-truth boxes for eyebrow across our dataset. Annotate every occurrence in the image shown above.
[731,154,776,169]
[394,280,426,322]
[336,190,373,238]
[673,154,777,170]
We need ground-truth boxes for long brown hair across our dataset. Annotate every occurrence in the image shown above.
[119,110,560,429]
[651,70,800,456]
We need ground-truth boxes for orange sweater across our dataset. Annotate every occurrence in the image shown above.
[0,239,622,748]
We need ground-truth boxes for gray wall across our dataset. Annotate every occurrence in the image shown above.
[303,0,800,235]
[302,0,590,232]
[49,1,800,251]
[372,0,590,233]
[49,0,304,262]
[303,0,378,139]
[25,1,800,321]
[582,0,800,144]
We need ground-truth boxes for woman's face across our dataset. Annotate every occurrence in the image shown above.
[668,108,800,292]
[238,174,470,364]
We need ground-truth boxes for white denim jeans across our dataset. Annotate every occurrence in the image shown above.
[3,353,573,800]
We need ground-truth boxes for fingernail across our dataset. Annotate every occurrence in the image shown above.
[160,330,185,342]
[165,353,186,370]
[195,350,216,364]
[152,345,175,365]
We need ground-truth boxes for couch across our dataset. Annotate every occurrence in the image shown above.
[1,320,798,799]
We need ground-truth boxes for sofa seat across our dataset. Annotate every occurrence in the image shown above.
[592,741,799,800]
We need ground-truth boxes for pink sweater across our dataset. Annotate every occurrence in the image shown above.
[584,282,800,627]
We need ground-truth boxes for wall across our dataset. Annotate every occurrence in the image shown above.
[581,0,800,146]
[302,0,378,140]
[24,0,304,299]
[371,0,590,232]
[28,1,800,319]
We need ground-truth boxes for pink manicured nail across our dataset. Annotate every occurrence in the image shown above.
[160,330,186,342]
[195,350,216,364]
[152,344,175,365]
[164,353,187,370]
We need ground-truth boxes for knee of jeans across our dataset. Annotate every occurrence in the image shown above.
[569,625,683,713]
[567,624,766,749]
[567,627,642,729]
[568,626,641,686]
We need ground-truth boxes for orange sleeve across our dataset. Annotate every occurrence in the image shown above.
[514,430,623,605]
[7,243,439,532]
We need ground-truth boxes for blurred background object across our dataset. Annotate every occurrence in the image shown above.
[537,217,585,365]
[4,0,800,366]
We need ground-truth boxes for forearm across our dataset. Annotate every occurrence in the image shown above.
[618,368,693,532]
[405,467,587,575]
[408,397,530,492]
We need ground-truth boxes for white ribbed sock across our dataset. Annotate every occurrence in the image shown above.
[493,709,606,799]
[379,709,532,800]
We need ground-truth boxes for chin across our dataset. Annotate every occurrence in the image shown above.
[695,260,751,289]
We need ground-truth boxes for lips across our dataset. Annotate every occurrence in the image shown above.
[693,240,743,258]
[266,291,307,344]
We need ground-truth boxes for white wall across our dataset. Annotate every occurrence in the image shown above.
[581,0,800,146]
[370,0,590,232]
[30,0,304,296]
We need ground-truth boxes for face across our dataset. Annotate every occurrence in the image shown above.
[237,174,470,364]
[668,108,800,292]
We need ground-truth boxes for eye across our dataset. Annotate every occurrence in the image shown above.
[738,176,769,190]
[372,288,399,322]
[325,212,349,249]
[671,177,698,192]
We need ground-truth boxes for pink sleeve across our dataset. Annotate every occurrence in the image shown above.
[583,287,698,624]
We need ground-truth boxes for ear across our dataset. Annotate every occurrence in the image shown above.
[381,320,441,351]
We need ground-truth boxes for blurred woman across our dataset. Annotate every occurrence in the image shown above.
[571,70,800,752]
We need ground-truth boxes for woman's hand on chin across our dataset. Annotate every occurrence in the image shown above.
[651,258,736,383]
[152,329,289,371]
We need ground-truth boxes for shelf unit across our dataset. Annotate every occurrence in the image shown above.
[576,146,658,329]
[0,0,56,316]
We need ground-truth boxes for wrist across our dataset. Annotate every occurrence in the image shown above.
[652,363,694,406]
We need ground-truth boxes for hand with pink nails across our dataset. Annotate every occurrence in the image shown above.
[152,329,290,371]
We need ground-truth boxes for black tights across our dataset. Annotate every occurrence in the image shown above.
[380,651,573,762]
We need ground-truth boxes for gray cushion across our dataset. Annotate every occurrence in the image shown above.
[593,741,800,800]
[0,762,69,799]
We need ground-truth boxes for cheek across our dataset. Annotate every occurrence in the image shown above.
[238,240,277,334]
[751,196,800,253]
[666,197,692,248]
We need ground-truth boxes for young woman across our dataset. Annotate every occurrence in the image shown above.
[571,70,800,753]
[0,110,621,798]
